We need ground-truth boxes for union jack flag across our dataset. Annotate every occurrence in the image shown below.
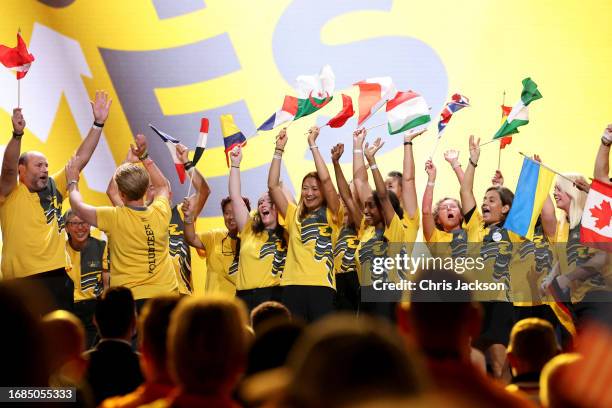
[437,93,470,135]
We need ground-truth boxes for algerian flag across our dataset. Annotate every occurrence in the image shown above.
[493,78,542,139]
[386,90,431,135]
[293,64,335,120]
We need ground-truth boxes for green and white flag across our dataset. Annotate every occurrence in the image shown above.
[293,64,335,120]
[493,77,542,139]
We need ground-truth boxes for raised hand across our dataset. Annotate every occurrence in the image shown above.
[404,128,426,142]
[182,195,197,219]
[364,137,384,164]
[307,126,320,145]
[176,143,189,164]
[491,170,504,187]
[573,177,591,193]
[230,146,242,167]
[468,135,481,164]
[602,124,612,143]
[130,134,148,159]
[444,149,460,166]
[331,143,345,163]
[425,159,437,181]
[65,155,80,184]
[353,128,366,147]
[91,90,112,124]
[12,108,25,134]
[276,128,288,150]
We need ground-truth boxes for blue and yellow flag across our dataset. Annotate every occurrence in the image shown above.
[505,157,555,240]
[220,114,246,167]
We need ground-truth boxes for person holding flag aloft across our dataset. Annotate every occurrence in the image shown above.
[226,146,287,311]
[267,126,341,322]
[0,91,111,312]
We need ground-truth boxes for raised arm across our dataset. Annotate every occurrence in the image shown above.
[182,195,205,250]
[460,135,480,213]
[176,143,210,216]
[228,147,250,232]
[352,129,371,207]
[365,138,395,227]
[267,128,289,217]
[444,149,464,183]
[72,91,112,172]
[534,154,557,238]
[307,126,340,214]
[422,159,437,241]
[106,149,140,206]
[0,108,25,198]
[66,156,98,227]
[131,134,170,199]
[594,124,612,183]
[331,143,362,227]
[402,131,423,219]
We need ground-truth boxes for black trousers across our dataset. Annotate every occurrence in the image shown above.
[21,268,74,313]
[74,299,98,348]
[335,271,360,313]
[359,285,398,323]
[572,290,612,328]
[281,285,335,323]
[237,286,283,312]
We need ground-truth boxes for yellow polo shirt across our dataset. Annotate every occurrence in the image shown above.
[197,229,237,297]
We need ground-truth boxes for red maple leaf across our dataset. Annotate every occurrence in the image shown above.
[590,200,612,229]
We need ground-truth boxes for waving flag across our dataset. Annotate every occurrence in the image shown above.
[149,124,186,184]
[437,93,470,135]
[293,64,335,120]
[326,94,354,128]
[494,78,542,139]
[191,118,208,166]
[257,95,298,131]
[354,77,396,126]
[386,90,430,135]
[580,179,612,252]
[220,114,246,167]
[0,31,35,79]
[499,105,513,148]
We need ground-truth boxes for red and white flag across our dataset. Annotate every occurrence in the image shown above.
[580,179,612,251]
[0,31,35,79]
[148,124,186,184]
[192,118,208,166]
[353,77,396,127]
[326,94,354,128]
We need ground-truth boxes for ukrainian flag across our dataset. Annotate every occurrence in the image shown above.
[505,157,555,240]
[220,114,247,167]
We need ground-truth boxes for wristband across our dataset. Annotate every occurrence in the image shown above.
[404,141,413,146]
[452,163,461,169]
[67,180,78,188]
[275,147,284,153]
[273,154,282,160]
[469,158,478,168]
[353,149,363,154]
[309,145,318,150]
[184,161,194,171]
[369,164,378,170]
[231,165,240,169]
[427,181,435,187]
[92,121,104,129]
[12,131,23,139]
[139,151,149,161]
[184,216,194,224]
[602,136,612,147]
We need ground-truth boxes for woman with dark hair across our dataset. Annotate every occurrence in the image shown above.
[228,146,286,311]
[267,127,341,322]
[352,129,408,320]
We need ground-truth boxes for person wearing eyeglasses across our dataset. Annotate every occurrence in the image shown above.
[64,209,109,347]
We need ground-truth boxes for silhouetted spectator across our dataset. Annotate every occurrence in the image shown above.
[250,301,291,334]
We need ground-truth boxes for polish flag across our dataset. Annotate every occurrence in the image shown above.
[0,31,35,79]
[353,77,396,127]
[580,179,612,252]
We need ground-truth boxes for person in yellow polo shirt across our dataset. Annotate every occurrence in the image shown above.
[268,126,342,322]
[0,91,112,311]
[66,133,178,309]
[64,209,109,347]
[227,146,286,311]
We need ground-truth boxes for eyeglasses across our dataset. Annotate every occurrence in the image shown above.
[221,235,237,256]
[66,221,89,227]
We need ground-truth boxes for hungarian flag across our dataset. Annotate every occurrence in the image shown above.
[293,64,335,121]
[0,31,35,79]
[220,114,246,167]
[499,105,513,148]
[493,78,542,139]
[326,94,354,128]
[386,90,430,135]
[257,95,298,131]
[354,77,396,127]
[437,93,470,135]
[580,179,612,252]
[192,118,208,166]
[149,124,186,184]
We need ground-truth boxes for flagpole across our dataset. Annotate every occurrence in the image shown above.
[497,91,506,170]
[518,152,574,183]
[365,122,386,132]
[17,78,20,108]
[359,101,387,130]
[430,136,442,159]
[186,167,196,198]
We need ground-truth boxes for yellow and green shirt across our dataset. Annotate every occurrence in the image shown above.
[66,236,109,302]
[197,229,237,297]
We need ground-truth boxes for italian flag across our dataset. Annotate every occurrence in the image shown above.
[494,78,542,139]
[293,64,335,120]
[386,90,431,135]
[354,77,396,126]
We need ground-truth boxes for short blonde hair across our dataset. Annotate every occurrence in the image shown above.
[556,173,588,229]
[114,163,150,201]
[168,296,249,393]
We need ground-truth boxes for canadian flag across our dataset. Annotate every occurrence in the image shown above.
[580,179,612,251]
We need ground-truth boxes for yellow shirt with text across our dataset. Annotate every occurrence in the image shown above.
[197,229,237,297]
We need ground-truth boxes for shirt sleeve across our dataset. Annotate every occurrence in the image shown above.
[285,202,297,234]
[102,241,109,271]
[96,206,118,234]
[402,209,420,243]
[464,207,484,242]
[51,167,68,198]
[151,196,171,221]
[385,213,407,242]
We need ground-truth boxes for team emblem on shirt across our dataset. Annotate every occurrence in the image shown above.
[259,230,287,277]
[300,207,334,285]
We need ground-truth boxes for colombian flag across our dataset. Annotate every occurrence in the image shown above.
[504,157,555,240]
[220,114,246,167]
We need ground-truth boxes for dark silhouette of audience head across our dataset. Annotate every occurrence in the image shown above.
[245,320,305,376]
[540,353,582,408]
[250,300,291,334]
[167,296,249,395]
[95,287,136,340]
[41,310,87,382]
[283,314,426,407]
[138,296,182,384]
[507,318,559,377]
